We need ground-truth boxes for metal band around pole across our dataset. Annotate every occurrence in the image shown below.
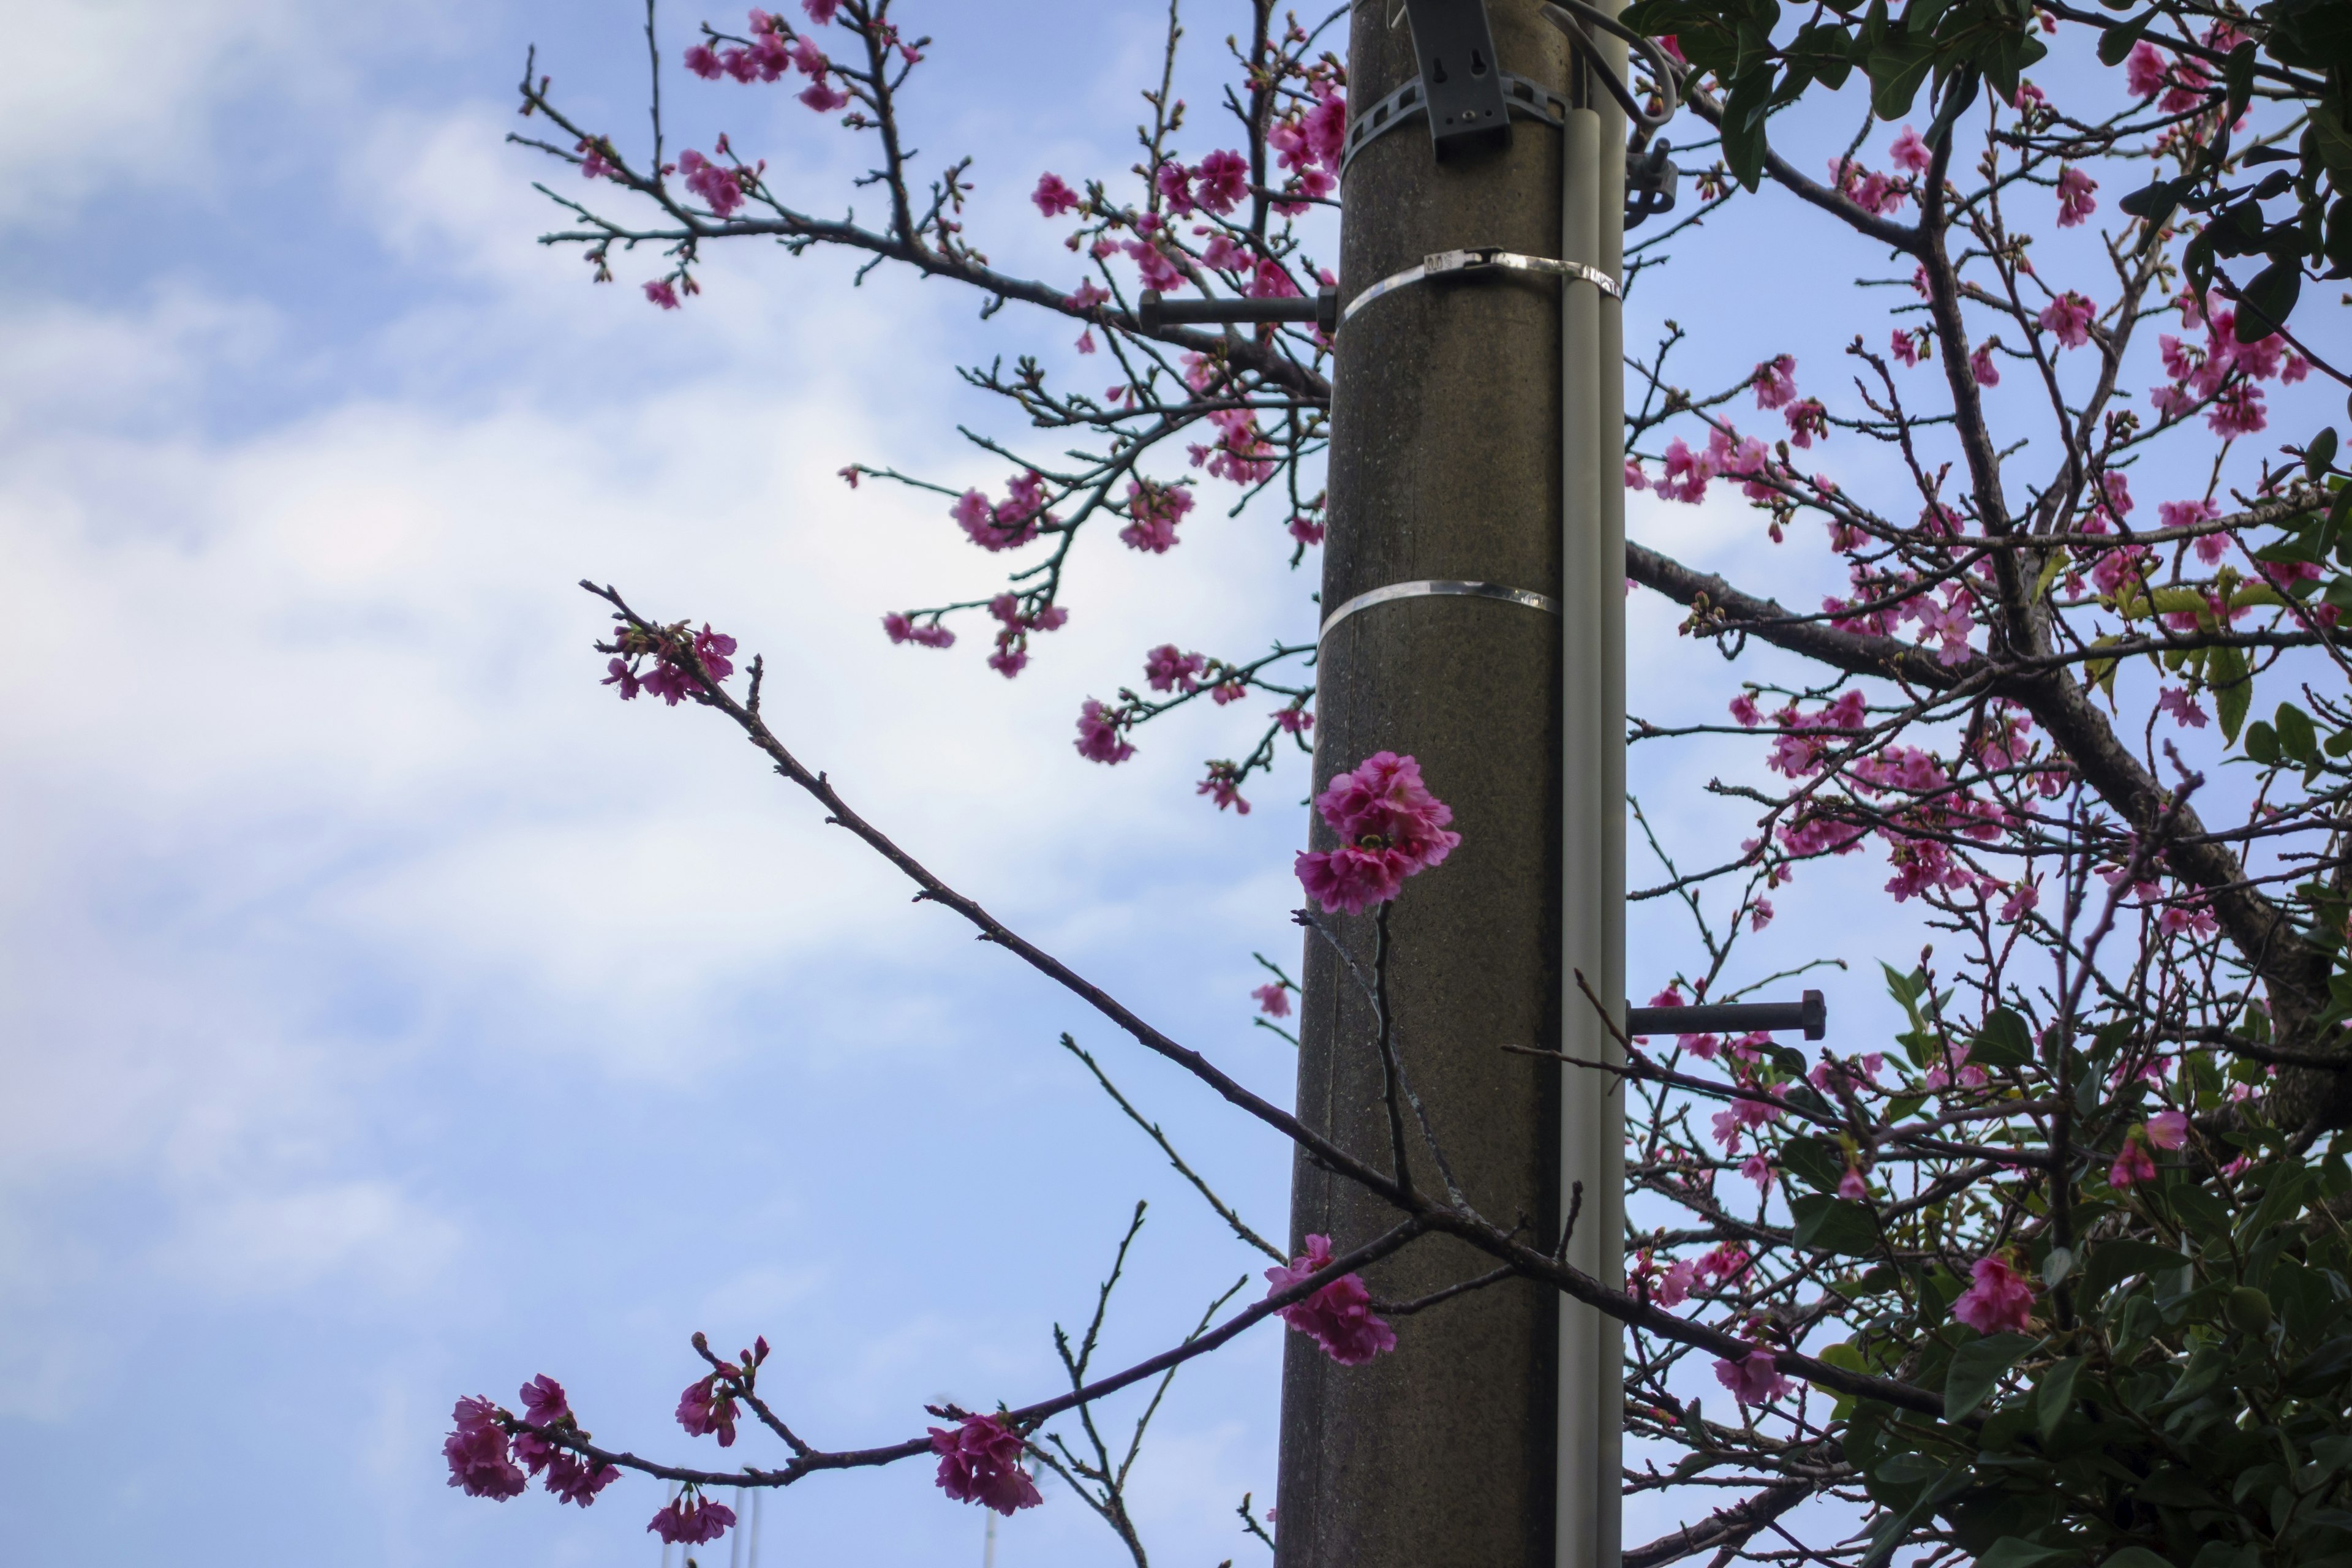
[1317,579,1561,643]
[1342,247,1621,325]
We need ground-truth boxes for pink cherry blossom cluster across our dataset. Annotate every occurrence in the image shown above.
[1155,148,1251,217]
[649,1493,739,1544]
[2055,164,2098,227]
[679,145,759,217]
[1121,478,1195,553]
[1198,759,1251,814]
[1713,1348,1792,1406]
[954,470,1052,552]
[1177,350,1283,486]
[443,1379,622,1511]
[1264,1234,1398,1365]
[1294,752,1463,916]
[1630,421,1792,508]
[1253,981,1292,1018]
[981,592,1068,678]
[1074,698,1136,764]
[1951,1255,2036,1335]
[683,6,854,112]
[2150,290,2310,437]
[604,622,739,704]
[927,1413,1044,1515]
[1266,81,1347,211]
[1639,1239,1752,1308]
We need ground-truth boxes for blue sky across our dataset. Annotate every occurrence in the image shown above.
[1,2,2323,1564]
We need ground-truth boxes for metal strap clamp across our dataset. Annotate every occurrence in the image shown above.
[1318,579,1561,643]
[1341,246,1620,325]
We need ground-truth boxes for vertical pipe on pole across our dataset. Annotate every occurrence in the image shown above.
[1593,15,1630,1568]
[1557,88,1607,1568]
[1558,17,1626,1568]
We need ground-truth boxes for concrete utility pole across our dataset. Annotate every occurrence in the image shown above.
[1278,1,1627,1565]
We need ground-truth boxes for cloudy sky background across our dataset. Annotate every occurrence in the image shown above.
[0,1,2317,1563]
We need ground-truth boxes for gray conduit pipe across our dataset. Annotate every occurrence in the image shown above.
[1557,15,1629,1568]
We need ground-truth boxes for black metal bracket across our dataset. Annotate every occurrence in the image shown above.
[1626,990,1826,1042]
[1341,70,1570,177]
[1401,0,1513,159]
[1626,138,1679,229]
[1137,286,1340,335]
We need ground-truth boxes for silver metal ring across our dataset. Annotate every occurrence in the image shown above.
[1317,579,1561,643]
[1341,247,1620,324]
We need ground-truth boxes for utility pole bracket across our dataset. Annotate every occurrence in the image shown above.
[1399,0,1513,160]
[1137,286,1339,334]
[1624,990,1828,1042]
[1626,140,1680,228]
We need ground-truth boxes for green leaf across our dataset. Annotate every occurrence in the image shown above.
[1721,66,1777,191]
[1975,1007,2037,1069]
[1923,64,1981,154]
[2119,175,2187,223]
[2081,1237,2188,1300]
[1782,1135,1847,1194]
[2246,721,2282,766]
[1781,21,1856,89]
[2210,642,2252,743]
[2096,11,2153,65]
[1945,1332,2035,1420]
[1980,1538,2082,1568]
[2036,1355,2084,1441]
[2223,40,2256,124]
[2309,427,2340,482]
[2236,258,2305,342]
[2278,703,2320,765]
[1868,36,1938,119]
[1792,1194,1881,1254]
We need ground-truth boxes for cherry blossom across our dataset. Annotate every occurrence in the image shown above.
[679,149,748,217]
[1264,1234,1398,1366]
[540,1450,619,1507]
[2038,292,2095,349]
[1032,172,1080,217]
[883,612,954,649]
[519,1375,571,1427]
[1838,1166,1869,1200]
[445,1396,527,1499]
[2109,1133,2157,1188]
[2157,687,2208,729]
[1970,342,2001,387]
[2144,1109,2190,1150]
[1654,437,1711,503]
[1951,1256,2035,1335]
[1751,355,1798,410]
[1713,1349,1790,1406]
[649,1494,737,1544]
[1144,644,1206,693]
[929,1414,1044,1515]
[1193,149,1250,215]
[676,1374,737,1446]
[2056,164,2097,227]
[1294,752,1462,915]
[1253,982,1291,1019]
[1120,480,1194,553]
[643,279,682,310]
[1074,699,1136,764]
